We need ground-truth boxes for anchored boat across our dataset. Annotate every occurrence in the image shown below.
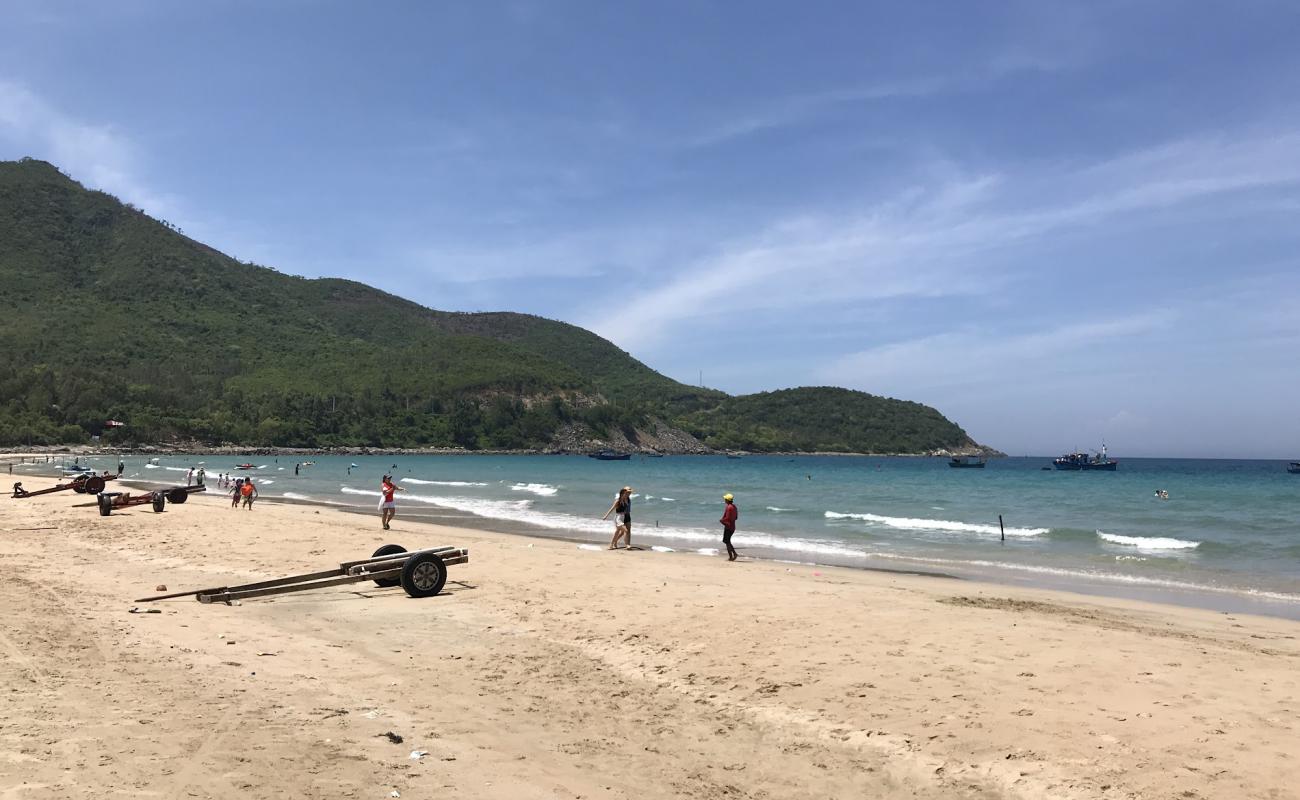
[1053,445,1118,471]
[948,456,987,468]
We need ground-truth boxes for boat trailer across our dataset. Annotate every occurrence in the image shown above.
[97,485,206,516]
[12,473,117,498]
[134,544,469,603]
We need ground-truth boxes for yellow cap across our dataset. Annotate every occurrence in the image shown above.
[722,493,733,501]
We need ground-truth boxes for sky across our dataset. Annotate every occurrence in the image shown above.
[2,1,1299,458]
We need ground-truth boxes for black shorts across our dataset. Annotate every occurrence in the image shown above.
[621,514,631,525]
[722,525,735,544]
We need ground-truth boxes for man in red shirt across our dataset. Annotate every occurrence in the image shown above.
[720,493,739,561]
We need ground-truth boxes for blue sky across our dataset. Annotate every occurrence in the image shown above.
[3,1,1299,457]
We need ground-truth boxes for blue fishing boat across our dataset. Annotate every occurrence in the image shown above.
[1054,445,1118,471]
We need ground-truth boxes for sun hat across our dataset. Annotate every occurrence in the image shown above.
[722,493,733,501]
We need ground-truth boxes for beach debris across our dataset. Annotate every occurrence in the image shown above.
[409,750,428,760]
[132,543,470,604]
[155,584,167,592]
[390,792,401,798]
[128,607,162,614]
[379,731,404,744]
[256,651,277,657]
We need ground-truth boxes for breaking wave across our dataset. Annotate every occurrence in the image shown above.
[825,511,1047,537]
[1097,531,1200,551]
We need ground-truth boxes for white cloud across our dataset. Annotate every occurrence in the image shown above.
[0,79,176,220]
[583,128,1300,354]
[822,311,1175,394]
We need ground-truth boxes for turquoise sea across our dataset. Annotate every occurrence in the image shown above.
[28,454,1300,619]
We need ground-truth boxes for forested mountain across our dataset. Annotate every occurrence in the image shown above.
[0,159,990,454]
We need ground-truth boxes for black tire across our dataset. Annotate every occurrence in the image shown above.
[84,475,106,494]
[72,481,86,494]
[167,488,189,504]
[97,494,113,516]
[400,552,447,598]
[371,544,407,587]
[151,492,166,512]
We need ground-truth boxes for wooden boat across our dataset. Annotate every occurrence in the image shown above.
[948,456,987,468]
[588,450,631,461]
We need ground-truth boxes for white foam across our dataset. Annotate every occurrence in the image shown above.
[650,546,675,552]
[510,483,558,497]
[1097,531,1200,551]
[403,478,490,487]
[659,497,676,502]
[696,548,719,556]
[282,492,312,501]
[144,465,189,472]
[259,479,275,485]
[337,488,869,559]
[766,506,796,512]
[577,544,603,551]
[825,511,1047,537]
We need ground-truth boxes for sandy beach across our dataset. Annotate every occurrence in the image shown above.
[1,475,1297,800]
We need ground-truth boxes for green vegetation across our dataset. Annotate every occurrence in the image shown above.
[678,387,979,453]
[0,159,986,454]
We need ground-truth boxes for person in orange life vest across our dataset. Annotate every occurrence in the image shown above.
[379,475,404,530]
[720,493,739,561]
[240,478,257,509]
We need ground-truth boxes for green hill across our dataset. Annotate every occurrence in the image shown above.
[0,158,990,454]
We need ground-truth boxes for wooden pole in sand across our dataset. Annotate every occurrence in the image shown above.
[999,514,1005,543]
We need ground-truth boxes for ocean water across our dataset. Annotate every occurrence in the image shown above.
[31,454,1300,619]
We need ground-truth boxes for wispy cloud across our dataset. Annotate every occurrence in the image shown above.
[821,311,1175,394]
[584,127,1300,354]
[0,79,176,220]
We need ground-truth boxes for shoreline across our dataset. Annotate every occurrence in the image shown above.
[2,473,1297,799]
[15,458,1300,622]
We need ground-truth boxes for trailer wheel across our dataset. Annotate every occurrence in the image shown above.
[84,475,106,494]
[400,552,447,598]
[371,544,407,587]
[152,492,167,512]
[97,494,113,516]
[73,481,86,494]
[167,488,189,504]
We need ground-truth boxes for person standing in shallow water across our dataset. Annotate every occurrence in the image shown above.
[602,486,633,549]
[720,493,739,561]
[379,475,404,530]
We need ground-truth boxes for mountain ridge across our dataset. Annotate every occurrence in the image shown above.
[0,158,995,455]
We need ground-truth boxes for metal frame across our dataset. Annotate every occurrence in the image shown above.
[134,545,469,604]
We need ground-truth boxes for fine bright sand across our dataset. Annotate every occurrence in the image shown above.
[0,476,1297,800]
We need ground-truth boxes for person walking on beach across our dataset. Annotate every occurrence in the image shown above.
[240,478,257,509]
[186,467,194,486]
[602,486,633,549]
[379,475,404,530]
[720,493,739,561]
[196,467,205,487]
[230,477,244,508]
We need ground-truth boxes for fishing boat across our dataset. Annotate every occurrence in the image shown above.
[234,463,257,470]
[1288,462,1300,474]
[948,456,987,468]
[1053,445,1118,471]
[588,450,631,461]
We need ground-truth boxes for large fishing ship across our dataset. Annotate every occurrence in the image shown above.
[1053,445,1118,471]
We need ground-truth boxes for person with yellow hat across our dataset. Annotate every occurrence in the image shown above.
[720,492,739,561]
